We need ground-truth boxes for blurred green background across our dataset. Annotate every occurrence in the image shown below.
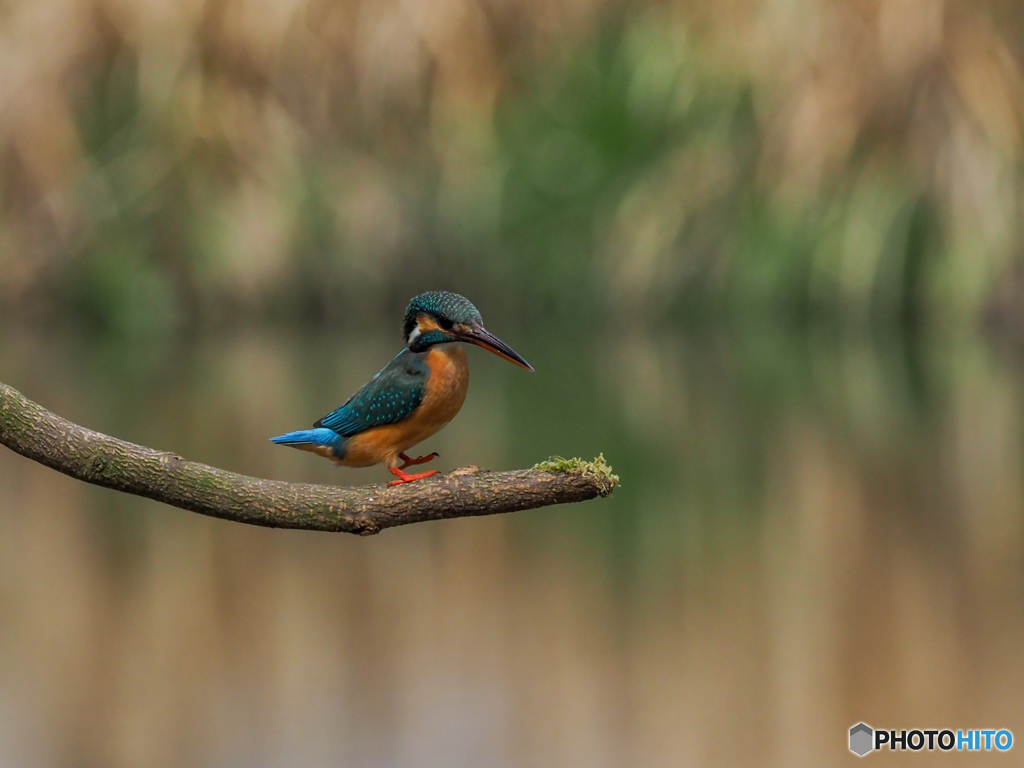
[2,0,1024,766]
[2,0,1023,332]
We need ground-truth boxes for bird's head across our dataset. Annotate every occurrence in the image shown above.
[402,291,533,370]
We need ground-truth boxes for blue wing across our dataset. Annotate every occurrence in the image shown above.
[315,349,428,437]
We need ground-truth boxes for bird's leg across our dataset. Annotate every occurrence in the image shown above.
[398,451,439,469]
[388,467,438,486]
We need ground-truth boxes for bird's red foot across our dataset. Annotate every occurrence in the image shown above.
[388,467,439,486]
[398,451,438,469]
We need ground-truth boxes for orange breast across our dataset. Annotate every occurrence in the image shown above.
[339,345,469,468]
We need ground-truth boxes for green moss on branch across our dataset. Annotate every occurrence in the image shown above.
[534,454,619,493]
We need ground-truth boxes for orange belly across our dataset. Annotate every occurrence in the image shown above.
[339,345,469,468]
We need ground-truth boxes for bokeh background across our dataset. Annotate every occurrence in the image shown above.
[1,0,1024,765]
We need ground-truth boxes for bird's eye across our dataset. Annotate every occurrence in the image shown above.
[438,316,454,331]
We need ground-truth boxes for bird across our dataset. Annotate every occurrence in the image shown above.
[270,291,533,486]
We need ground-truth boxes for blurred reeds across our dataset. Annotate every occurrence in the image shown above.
[0,0,1022,332]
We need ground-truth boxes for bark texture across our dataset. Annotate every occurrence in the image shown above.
[0,381,617,534]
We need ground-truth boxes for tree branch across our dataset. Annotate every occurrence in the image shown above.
[0,380,617,534]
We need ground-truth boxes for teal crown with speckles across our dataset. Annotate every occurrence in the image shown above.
[402,291,483,341]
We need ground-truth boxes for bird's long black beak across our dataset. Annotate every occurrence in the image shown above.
[463,326,534,371]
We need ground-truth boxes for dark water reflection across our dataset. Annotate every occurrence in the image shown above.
[0,326,1022,767]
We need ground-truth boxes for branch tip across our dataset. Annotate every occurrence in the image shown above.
[533,454,619,495]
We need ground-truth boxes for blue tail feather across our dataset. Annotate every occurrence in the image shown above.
[270,428,342,448]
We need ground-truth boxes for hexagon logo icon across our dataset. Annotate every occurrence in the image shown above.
[849,723,874,757]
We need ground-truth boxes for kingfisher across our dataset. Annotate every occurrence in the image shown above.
[270,291,533,485]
